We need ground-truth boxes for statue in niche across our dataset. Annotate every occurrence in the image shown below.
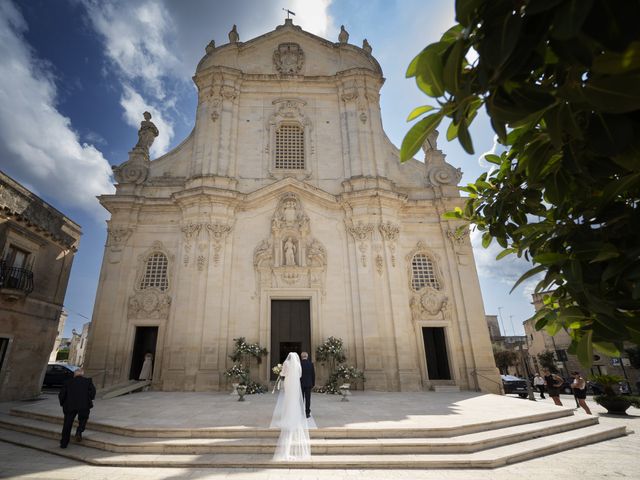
[284,237,296,266]
[134,111,159,153]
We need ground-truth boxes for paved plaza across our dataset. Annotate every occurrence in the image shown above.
[0,391,637,479]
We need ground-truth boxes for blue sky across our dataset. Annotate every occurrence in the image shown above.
[0,0,536,338]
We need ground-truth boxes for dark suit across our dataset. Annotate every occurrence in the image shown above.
[58,375,96,447]
[300,358,315,417]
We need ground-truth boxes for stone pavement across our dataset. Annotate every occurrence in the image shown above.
[0,392,637,479]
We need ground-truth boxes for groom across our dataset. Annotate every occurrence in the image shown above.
[300,352,315,418]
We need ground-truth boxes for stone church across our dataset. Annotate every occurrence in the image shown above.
[84,20,500,393]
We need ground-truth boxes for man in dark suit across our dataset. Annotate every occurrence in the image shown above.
[300,351,315,418]
[58,368,96,448]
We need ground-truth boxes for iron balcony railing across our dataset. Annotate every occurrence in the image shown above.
[0,260,34,294]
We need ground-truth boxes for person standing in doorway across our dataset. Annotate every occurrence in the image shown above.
[533,372,546,399]
[58,369,96,448]
[300,352,315,418]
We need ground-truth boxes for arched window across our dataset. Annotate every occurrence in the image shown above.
[275,123,305,169]
[139,252,168,291]
[411,253,440,291]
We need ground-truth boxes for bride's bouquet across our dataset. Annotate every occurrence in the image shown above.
[271,364,283,394]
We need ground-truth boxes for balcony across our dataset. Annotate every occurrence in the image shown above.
[0,260,34,300]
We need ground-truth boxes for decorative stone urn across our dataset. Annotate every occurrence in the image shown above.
[236,384,247,402]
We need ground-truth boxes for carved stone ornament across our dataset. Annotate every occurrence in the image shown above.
[423,130,462,187]
[253,193,326,294]
[410,288,449,320]
[181,223,202,267]
[379,221,400,267]
[347,221,374,268]
[107,225,133,252]
[447,227,470,265]
[338,25,349,44]
[206,222,232,266]
[128,289,171,319]
[106,225,133,264]
[273,43,305,75]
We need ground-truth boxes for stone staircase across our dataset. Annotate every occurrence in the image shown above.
[0,406,627,469]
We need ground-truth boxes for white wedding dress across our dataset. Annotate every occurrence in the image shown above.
[270,352,311,461]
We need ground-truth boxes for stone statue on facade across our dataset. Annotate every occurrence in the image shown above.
[362,39,372,54]
[134,112,159,153]
[205,40,215,54]
[338,25,349,44]
[284,237,296,266]
[229,24,239,43]
[112,111,159,184]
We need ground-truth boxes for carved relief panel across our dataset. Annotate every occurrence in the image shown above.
[128,241,174,320]
[253,193,326,293]
[406,241,449,321]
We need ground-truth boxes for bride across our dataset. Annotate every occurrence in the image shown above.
[270,352,311,461]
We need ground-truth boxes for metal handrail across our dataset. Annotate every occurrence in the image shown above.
[0,260,34,294]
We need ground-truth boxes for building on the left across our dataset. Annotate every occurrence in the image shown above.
[0,171,82,401]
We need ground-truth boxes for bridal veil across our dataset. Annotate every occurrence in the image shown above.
[270,352,311,460]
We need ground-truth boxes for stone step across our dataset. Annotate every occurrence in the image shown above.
[0,411,605,454]
[8,406,574,439]
[100,380,151,399]
[0,423,627,469]
[432,385,461,393]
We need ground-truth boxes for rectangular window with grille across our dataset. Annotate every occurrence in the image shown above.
[275,124,305,169]
[139,253,169,291]
[411,254,441,290]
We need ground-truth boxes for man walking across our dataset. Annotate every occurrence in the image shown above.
[300,352,315,418]
[58,368,96,448]
[533,372,546,399]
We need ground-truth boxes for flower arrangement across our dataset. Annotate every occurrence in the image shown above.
[224,337,268,394]
[315,336,365,394]
[272,363,283,376]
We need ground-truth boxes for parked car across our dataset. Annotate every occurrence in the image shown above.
[43,363,79,387]
[501,374,528,398]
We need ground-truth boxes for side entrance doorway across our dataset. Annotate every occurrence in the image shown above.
[270,299,310,379]
[129,326,158,381]
[422,326,452,381]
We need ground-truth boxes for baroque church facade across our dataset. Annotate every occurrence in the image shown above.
[84,20,500,393]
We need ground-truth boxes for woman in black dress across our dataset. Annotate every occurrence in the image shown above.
[542,368,564,406]
[571,371,592,414]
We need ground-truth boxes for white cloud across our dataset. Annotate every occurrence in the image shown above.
[470,228,541,301]
[120,86,174,158]
[0,1,113,217]
[84,0,179,100]
[289,0,335,37]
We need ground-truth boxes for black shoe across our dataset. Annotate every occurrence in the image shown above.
[74,431,82,442]
[306,414,310,418]
[60,443,68,449]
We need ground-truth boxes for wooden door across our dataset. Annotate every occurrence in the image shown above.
[270,300,310,379]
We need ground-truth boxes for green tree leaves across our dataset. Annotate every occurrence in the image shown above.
[403,0,640,365]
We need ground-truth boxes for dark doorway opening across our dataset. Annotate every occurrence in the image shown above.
[422,327,451,380]
[129,326,158,380]
[271,300,310,379]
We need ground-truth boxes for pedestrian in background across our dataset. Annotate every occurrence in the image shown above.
[533,372,546,399]
[571,371,592,414]
[58,368,96,448]
[542,368,563,406]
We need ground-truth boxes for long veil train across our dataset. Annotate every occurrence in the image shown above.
[270,352,311,460]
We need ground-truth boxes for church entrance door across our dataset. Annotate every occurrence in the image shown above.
[422,327,452,380]
[129,326,158,380]
[270,300,310,379]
